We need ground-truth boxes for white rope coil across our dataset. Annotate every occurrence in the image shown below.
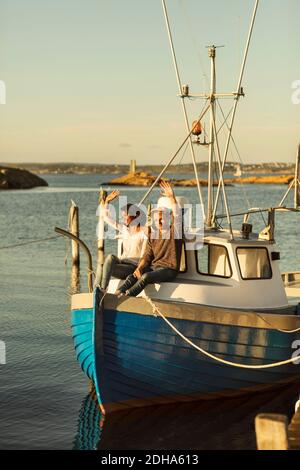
[255,313,300,334]
[144,295,300,370]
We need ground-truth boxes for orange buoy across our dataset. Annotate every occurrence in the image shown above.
[192,120,202,136]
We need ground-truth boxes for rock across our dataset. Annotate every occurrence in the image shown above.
[106,172,231,187]
[0,165,48,190]
[106,171,293,187]
[106,172,158,187]
[226,175,293,185]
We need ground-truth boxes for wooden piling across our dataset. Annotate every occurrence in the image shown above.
[255,413,289,450]
[288,397,300,450]
[70,201,80,268]
[69,201,80,293]
[94,189,107,287]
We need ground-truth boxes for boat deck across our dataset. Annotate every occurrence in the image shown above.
[283,272,300,303]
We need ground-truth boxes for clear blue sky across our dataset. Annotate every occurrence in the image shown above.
[0,0,299,165]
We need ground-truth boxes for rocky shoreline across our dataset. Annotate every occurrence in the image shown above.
[0,166,48,190]
[3,162,295,176]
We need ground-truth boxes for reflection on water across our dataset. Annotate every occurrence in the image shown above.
[74,385,300,450]
[73,394,103,450]
[1,174,300,449]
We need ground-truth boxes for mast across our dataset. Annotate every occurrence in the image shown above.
[140,0,260,234]
[206,46,217,227]
[161,0,205,220]
[212,0,260,221]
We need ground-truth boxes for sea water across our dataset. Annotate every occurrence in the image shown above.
[0,174,299,449]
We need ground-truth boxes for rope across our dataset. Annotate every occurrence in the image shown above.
[144,295,300,370]
[169,141,189,186]
[254,312,300,334]
[0,236,59,250]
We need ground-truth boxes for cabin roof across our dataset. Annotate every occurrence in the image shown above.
[185,228,273,246]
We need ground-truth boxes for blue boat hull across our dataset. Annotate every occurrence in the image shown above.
[71,290,300,412]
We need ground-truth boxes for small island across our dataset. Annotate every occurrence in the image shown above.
[105,170,293,188]
[105,171,230,187]
[0,165,48,190]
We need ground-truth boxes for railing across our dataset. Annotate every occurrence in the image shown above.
[55,227,94,293]
[282,271,300,287]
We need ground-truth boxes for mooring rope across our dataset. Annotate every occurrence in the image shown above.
[0,235,59,250]
[254,312,300,334]
[144,295,300,370]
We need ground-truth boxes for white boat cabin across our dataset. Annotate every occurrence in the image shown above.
[107,227,293,311]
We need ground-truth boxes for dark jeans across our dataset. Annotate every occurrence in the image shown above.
[118,266,178,297]
[100,254,136,289]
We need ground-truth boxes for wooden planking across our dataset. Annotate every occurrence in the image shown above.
[255,397,300,450]
[288,398,300,450]
[255,414,289,450]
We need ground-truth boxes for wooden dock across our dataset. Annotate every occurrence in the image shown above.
[289,399,300,450]
[256,395,300,450]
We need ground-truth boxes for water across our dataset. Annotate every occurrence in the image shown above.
[0,174,299,450]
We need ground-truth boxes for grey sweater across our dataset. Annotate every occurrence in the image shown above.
[141,225,182,271]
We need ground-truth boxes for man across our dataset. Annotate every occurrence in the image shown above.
[116,181,182,297]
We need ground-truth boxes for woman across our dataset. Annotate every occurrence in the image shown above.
[96,190,147,290]
[116,181,182,297]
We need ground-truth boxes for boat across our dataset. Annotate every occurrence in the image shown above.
[56,0,300,414]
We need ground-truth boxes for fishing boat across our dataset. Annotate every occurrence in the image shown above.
[56,0,300,414]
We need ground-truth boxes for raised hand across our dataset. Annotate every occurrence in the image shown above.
[159,180,175,200]
[105,190,120,204]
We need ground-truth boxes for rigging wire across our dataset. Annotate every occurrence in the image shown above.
[162,0,205,216]
[0,236,59,251]
[177,0,209,91]
[169,140,190,186]
[216,101,267,229]
[216,98,252,210]
[161,96,209,185]
[212,0,261,221]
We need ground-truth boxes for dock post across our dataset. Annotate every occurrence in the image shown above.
[255,413,289,450]
[69,201,80,293]
[288,395,300,450]
[70,200,80,268]
[94,189,107,288]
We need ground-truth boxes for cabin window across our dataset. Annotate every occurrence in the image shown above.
[236,247,272,280]
[195,244,232,278]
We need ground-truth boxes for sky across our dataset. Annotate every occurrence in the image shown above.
[0,0,299,165]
